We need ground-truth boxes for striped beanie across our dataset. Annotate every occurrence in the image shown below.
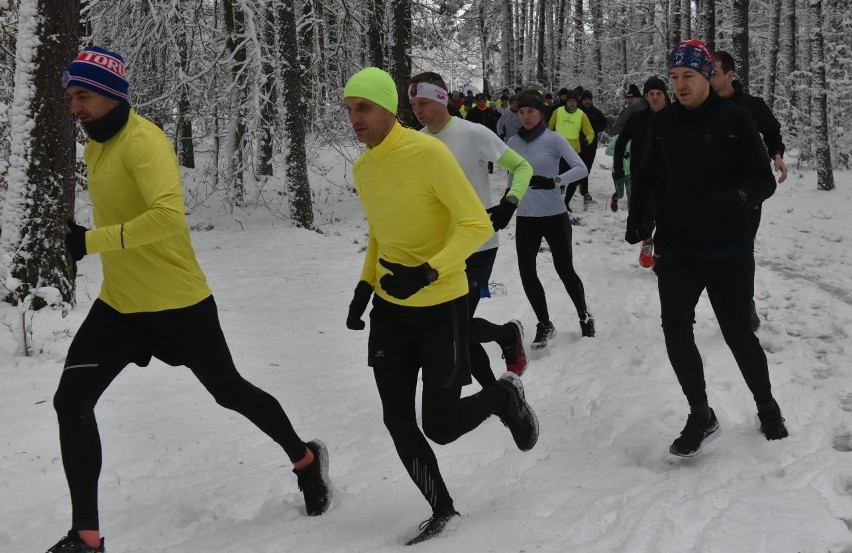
[63,46,130,104]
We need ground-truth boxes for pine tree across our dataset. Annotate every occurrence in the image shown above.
[0,0,80,308]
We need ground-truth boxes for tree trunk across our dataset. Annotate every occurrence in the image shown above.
[536,0,547,84]
[591,0,602,95]
[781,0,797,109]
[702,0,716,52]
[670,0,681,45]
[763,0,782,111]
[223,0,246,205]
[258,3,277,177]
[502,0,514,85]
[276,0,314,227]
[368,0,385,67]
[681,0,691,38]
[390,0,412,126]
[809,0,834,190]
[572,0,583,77]
[732,0,749,92]
[553,0,565,86]
[0,0,80,308]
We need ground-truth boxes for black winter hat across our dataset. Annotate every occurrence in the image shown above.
[517,92,547,114]
[643,76,667,96]
[557,87,569,97]
[474,92,487,101]
[625,84,642,98]
[580,90,593,100]
[565,89,580,101]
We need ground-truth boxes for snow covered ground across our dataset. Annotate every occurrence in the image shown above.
[2,147,851,553]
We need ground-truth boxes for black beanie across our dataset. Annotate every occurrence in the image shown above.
[643,76,667,96]
[580,90,593,100]
[625,84,642,98]
[517,93,546,114]
[565,89,580,101]
[557,87,569,97]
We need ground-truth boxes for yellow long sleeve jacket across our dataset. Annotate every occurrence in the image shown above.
[354,122,494,307]
[83,110,211,313]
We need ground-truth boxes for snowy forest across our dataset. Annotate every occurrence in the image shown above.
[0,0,849,312]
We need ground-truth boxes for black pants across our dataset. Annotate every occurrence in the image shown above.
[654,250,773,408]
[563,145,596,209]
[53,297,306,531]
[465,248,512,388]
[369,296,507,514]
[516,213,588,323]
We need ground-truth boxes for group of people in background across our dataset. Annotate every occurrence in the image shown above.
[48,38,790,553]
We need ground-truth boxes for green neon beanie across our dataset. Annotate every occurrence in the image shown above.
[344,67,398,114]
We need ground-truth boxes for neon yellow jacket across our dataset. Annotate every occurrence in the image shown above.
[83,110,211,313]
[354,122,494,307]
[548,106,595,153]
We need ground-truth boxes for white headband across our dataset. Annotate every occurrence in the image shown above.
[408,82,449,103]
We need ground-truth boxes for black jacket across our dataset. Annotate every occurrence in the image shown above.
[628,89,776,258]
[465,106,500,135]
[580,104,607,146]
[614,106,655,178]
[728,80,785,159]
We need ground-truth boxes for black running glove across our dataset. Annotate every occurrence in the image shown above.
[378,259,437,300]
[624,221,649,245]
[346,280,373,330]
[65,220,89,261]
[486,197,517,231]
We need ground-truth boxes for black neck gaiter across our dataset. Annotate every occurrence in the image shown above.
[82,102,131,143]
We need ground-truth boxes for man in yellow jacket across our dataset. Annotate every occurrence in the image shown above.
[49,46,330,553]
[548,88,596,210]
[343,67,539,546]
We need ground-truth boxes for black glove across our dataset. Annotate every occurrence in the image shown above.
[65,220,89,261]
[612,168,625,182]
[709,189,748,214]
[378,259,436,300]
[486,197,517,231]
[346,280,373,330]
[624,221,649,245]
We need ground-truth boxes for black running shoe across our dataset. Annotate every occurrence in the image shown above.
[750,299,760,332]
[46,531,105,553]
[531,321,556,350]
[758,403,789,440]
[496,372,539,451]
[670,409,720,457]
[293,439,332,516]
[405,510,460,546]
[579,312,595,338]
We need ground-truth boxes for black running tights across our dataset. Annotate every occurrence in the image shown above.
[53,297,307,531]
[515,213,588,323]
[373,363,506,514]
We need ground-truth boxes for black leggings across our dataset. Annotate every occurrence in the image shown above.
[54,297,306,530]
[563,147,596,207]
[515,213,588,323]
[465,248,512,388]
[369,297,507,513]
[655,250,772,407]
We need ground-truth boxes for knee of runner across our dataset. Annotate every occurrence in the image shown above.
[53,391,97,427]
[422,421,457,446]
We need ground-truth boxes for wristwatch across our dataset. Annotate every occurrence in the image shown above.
[423,263,439,283]
[553,176,562,185]
[505,195,519,205]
